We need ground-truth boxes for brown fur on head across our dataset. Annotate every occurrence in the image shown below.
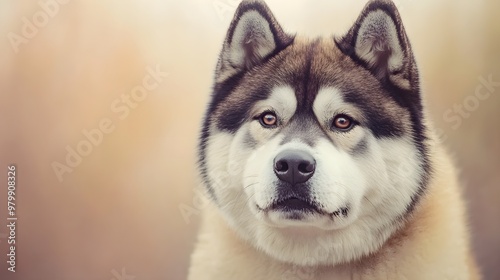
[198,0,431,266]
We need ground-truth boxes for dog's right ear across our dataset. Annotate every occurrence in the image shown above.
[216,0,293,80]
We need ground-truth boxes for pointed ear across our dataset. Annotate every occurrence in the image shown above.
[336,0,417,90]
[216,0,293,80]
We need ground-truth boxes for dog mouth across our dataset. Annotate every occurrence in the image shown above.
[270,197,322,214]
[262,197,351,221]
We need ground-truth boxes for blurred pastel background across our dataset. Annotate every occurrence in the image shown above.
[0,0,499,279]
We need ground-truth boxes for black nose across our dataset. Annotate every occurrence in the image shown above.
[274,150,316,185]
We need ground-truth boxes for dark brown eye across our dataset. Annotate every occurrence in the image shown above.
[260,112,277,127]
[332,115,353,130]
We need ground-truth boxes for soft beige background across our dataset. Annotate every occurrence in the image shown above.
[0,1,499,279]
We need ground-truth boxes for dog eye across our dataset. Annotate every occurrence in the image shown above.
[332,115,354,131]
[259,112,277,127]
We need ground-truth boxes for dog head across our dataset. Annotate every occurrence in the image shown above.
[199,0,430,265]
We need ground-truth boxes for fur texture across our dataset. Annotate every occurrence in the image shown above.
[190,0,480,279]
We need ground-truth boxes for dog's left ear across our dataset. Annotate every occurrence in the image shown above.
[336,0,417,90]
[216,0,293,80]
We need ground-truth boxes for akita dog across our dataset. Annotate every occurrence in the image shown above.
[189,0,480,279]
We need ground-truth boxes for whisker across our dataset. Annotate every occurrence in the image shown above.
[245,192,256,203]
[244,182,260,189]
[363,196,376,209]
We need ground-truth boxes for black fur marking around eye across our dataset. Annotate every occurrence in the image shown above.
[340,90,404,138]
[215,86,271,132]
